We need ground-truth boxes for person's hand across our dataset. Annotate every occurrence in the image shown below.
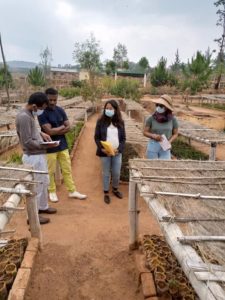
[114,149,119,155]
[152,134,162,142]
[101,148,113,156]
[40,132,52,142]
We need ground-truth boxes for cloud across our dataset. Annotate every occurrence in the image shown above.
[0,0,220,66]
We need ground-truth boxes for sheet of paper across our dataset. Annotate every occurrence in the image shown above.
[159,134,171,151]
[40,141,60,145]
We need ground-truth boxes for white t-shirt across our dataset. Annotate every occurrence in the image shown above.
[106,124,119,149]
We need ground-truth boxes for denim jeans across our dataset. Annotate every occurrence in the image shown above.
[147,140,171,160]
[100,153,122,191]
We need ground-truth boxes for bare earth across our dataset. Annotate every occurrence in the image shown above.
[11,114,161,300]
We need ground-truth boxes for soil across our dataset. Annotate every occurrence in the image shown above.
[10,114,161,300]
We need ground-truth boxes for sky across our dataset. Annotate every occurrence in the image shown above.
[0,0,221,67]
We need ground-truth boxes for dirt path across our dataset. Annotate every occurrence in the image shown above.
[21,114,161,300]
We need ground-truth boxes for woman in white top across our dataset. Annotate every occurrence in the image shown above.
[94,100,126,204]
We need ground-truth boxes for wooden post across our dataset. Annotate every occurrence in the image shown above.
[143,73,147,87]
[209,142,217,161]
[26,173,42,248]
[128,179,139,250]
[0,33,10,111]
[84,111,88,122]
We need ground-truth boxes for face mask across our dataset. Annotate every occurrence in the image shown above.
[32,109,44,117]
[36,109,44,116]
[105,109,115,118]
[156,106,166,114]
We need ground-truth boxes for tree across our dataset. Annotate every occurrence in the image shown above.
[170,49,181,74]
[138,57,149,72]
[105,60,116,75]
[73,33,103,82]
[181,51,212,94]
[27,66,45,87]
[214,0,225,89]
[113,43,129,69]
[0,66,13,89]
[40,46,52,80]
[150,57,169,87]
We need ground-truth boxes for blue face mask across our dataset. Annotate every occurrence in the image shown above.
[156,106,166,114]
[105,109,115,118]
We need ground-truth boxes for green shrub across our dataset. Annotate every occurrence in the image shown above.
[110,78,141,101]
[59,87,81,98]
[7,152,23,164]
[65,122,84,152]
[27,66,45,87]
[71,80,83,88]
[172,138,208,160]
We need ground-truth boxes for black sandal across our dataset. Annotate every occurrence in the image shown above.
[104,194,111,204]
[112,189,123,199]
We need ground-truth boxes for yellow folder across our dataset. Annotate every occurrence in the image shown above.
[100,141,115,156]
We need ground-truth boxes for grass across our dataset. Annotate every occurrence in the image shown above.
[65,121,84,153]
[172,138,208,160]
[7,152,23,164]
[201,103,225,111]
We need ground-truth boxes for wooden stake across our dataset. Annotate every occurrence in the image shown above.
[128,179,139,250]
[26,173,42,249]
[0,33,10,111]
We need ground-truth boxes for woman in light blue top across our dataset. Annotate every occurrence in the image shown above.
[143,95,178,159]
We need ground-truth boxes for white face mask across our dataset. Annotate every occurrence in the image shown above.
[37,109,44,116]
[156,106,166,114]
[32,109,44,117]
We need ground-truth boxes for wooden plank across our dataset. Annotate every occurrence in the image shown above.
[0,166,48,174]
[154,191,225,200]
[0,187,32,195]
[178,236,225,244]
[195,271,225,282]
[161,216,225,223]
[186,260,225,272]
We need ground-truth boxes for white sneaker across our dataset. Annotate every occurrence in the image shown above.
[69,191,87,200]
[49,192,59,202]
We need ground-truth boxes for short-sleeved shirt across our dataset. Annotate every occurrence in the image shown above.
[38,106,68,153]
[145,115,178,140]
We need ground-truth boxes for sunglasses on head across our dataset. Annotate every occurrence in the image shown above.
[156,104,165,108]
